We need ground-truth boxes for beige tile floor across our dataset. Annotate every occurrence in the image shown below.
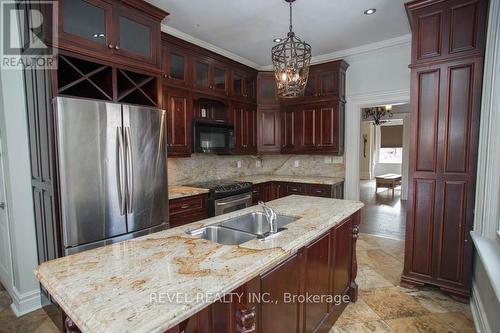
[0,233,475,332]
[329,233,475,333]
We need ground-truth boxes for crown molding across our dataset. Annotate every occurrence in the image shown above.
[161,23,411,71]
[161,24,263,70]
[260,34,412,70]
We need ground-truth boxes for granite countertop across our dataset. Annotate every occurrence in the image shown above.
[35,196,363,333]
[168,185,210,200]
[232,174,345,185]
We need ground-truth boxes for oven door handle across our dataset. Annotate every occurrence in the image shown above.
[216,194,252,206]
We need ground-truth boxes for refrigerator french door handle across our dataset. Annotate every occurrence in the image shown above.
[125,126,134,214]
[116,127,126,216]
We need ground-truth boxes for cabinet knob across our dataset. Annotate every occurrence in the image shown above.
[108,44,114,49]
[180,204,190,209]
[115,45,120,50]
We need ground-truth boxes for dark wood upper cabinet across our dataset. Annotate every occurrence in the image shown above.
[192,57,229,96]
[281,105,302,153]
[402,0,487,302]
[406,0,488,65]
[59,0,114,55]
[165,88,192,157]
[301,61,348,101]
[193,57,211,91]
[114,6,160,67]
[257,106,281,154]
[162,44,192,87]
[276,60,347,155]
[232,70,256,102]
[58,0,166,72]
[231,103,257,154]
[257,72,279,105]
[279,102,344,155]
[211,61,228,94]
[318,102,344,154]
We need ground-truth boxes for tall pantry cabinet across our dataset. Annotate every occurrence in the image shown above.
[401,0,488,302]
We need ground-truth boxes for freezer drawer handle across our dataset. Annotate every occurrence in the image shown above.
[125,127,134,214]
[117,127,126,215]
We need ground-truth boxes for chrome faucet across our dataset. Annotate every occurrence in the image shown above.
[258,201,278,233]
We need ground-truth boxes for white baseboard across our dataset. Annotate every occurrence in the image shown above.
[9,286,41,317]
[471,282,492,333]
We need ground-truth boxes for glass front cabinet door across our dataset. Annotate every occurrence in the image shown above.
[114,7,160,67]
[59,0,161,69]
[59,0,114,53]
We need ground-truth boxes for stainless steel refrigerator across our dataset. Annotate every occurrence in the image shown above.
[55,97,169,255]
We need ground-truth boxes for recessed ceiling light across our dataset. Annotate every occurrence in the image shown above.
[364,8,376,15]
[273,38,283,43]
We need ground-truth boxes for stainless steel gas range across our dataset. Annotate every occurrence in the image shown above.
[188,180,253,217]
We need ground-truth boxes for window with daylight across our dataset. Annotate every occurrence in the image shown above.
[379,124,403,163]
[379,147,403,163]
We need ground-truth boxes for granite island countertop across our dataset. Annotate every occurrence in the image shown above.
[232,174,344,185]
[35,195,362,333]
[168,185,210,200]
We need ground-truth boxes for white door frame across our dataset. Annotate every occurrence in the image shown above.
[0,132,14,291]
[344,89,410,200]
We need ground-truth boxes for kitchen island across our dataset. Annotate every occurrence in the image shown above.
[35,195,363,333]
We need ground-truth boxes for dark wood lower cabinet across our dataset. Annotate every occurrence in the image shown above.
[261,253,302,333]
[303,233,330,332]
[169,194,209,228]
[253,181,344,203]
[61,211,361,333]
[165,210,361,333]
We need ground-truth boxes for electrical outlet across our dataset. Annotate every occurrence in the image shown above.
[294,160,300,168]
[256,160,262,168]
[236,161,242,168]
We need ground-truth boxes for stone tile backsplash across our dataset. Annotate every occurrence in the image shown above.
[168,154,344,185]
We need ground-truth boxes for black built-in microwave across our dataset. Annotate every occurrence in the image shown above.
[193,120,235,154]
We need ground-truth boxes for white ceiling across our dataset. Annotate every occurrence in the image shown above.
[147,0,410,68]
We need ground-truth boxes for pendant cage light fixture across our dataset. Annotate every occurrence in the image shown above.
[271,0,312,98]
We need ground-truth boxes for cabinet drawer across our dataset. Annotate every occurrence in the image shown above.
[169,194,207,216]
[170,211,208,228]
[309,184,332,198]
[285,183,307,195]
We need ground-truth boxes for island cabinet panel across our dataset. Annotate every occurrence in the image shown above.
[303,232,331,332]
[402,0,487,302]
[260,253,302,333]
[331,217,353,297]
[169,194,208,228]
[165,88,192,157]
[60,210,360,333]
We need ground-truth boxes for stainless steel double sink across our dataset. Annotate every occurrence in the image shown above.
[186,212,298,245]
